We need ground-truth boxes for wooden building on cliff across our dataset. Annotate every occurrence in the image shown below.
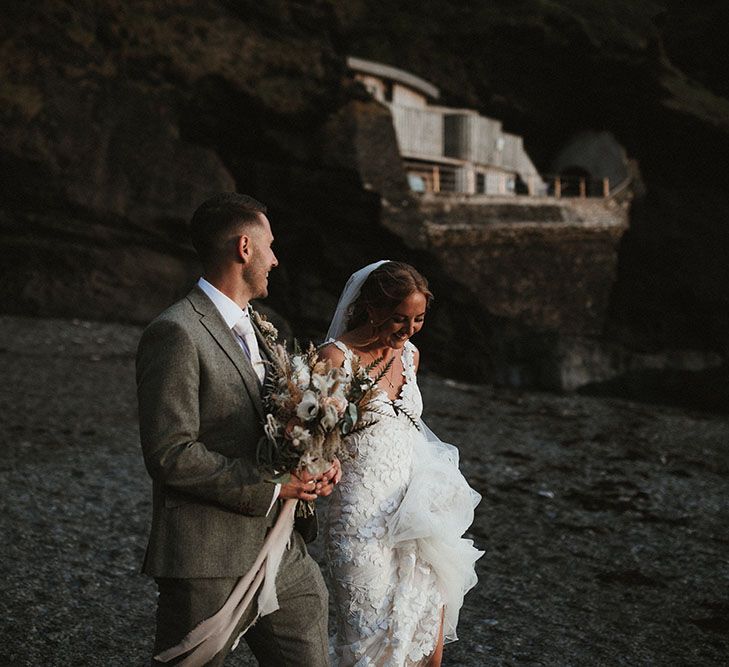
[347,56,545,196]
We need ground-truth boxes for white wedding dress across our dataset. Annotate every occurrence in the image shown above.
[325,340,483,666]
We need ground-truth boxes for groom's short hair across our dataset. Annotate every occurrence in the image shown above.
[190,193,267,269]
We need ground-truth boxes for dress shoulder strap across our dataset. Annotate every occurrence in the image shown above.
[402,341,417,383]
[325,339,354,362]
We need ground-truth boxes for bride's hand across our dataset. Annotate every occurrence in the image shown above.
[314,457,341,497]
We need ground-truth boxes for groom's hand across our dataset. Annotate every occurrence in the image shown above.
[314,458,341,498]
[279,472,318,502]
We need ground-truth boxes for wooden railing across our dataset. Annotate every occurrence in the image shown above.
[406,161,630,200]
[543,173,612,199]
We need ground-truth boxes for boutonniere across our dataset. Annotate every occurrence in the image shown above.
[250,307,279,348]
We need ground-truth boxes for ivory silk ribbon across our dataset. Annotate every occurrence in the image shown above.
[154,498,298,666]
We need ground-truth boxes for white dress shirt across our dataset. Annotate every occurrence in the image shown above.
[197,277,280,512]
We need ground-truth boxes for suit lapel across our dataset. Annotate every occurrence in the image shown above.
[188,286,265,420]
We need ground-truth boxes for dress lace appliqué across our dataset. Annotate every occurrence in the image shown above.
[325,341,482,666]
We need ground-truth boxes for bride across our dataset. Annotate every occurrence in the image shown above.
[318,260,483,667]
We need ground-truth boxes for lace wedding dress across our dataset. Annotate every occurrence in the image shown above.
[325,340,483,666]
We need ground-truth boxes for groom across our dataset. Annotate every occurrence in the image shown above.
[136,193,335,666]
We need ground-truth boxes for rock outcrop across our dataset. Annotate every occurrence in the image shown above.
[1,1,727,403]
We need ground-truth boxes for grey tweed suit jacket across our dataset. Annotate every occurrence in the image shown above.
[136,285,311,579]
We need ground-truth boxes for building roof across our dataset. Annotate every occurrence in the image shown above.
[347,56,440,100]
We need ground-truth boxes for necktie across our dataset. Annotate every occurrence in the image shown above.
[233,314,266,384]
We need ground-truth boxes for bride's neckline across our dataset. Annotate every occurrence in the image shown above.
[330,339,412,403]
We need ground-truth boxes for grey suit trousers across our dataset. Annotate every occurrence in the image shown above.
[152,532,329,667]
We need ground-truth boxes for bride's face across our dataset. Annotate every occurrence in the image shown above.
[370,290,427,350]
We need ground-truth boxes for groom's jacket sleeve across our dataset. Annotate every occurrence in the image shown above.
[136,318,275,516]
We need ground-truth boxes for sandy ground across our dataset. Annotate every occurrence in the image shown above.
[0,315,727,666]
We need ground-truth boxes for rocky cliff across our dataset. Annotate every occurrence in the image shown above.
[1,1,728,400]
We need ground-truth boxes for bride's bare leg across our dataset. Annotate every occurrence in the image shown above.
[426,608,445,667]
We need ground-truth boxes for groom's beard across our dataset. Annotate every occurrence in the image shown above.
[242,258,269,299]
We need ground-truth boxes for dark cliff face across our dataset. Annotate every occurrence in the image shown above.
[1,1,727,386]
[0,1,423,337]
[0,1,353,323]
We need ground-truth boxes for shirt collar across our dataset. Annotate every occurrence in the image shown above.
[197,277,248,329]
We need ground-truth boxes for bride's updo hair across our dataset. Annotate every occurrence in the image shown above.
[347,262,433,330]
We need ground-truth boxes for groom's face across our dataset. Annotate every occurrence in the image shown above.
[243,214,278,299]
